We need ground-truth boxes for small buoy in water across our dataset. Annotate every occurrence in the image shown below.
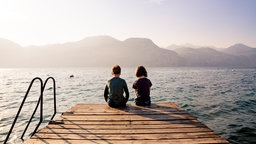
[70,75,74,78]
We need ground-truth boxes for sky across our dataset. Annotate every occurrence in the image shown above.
[0,0,255,48]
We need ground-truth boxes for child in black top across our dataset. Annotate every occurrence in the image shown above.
[132,66,152,106]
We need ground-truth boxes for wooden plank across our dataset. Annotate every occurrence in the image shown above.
[31,132,221,140]
[24,102,229,144]
[59,114,197,121]
[61,119,203,125]
[24,138,229,144]
[66,103,185,114]
[45,123,207,129]
[38,127,213,134]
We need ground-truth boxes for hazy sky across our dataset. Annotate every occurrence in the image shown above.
[0,0,255,48]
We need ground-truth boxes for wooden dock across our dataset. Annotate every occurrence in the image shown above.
[24,102,229,144]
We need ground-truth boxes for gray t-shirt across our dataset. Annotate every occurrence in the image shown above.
[104,77,129,107]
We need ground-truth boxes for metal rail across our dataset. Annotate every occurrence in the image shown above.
[4,77,57,144]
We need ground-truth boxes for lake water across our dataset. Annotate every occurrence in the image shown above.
[0,67,256,144]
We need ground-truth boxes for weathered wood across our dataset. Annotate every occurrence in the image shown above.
[59,114,196,121]
[45,123,206,129]
[32,133,221,140]
[24,138,229,144]
[37,127,213,134]
[24,102,229,144]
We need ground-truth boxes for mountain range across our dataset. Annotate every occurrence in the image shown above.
[0,36,256,68]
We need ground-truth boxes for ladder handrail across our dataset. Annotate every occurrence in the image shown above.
[44,77,57,121]
[20,77,57,141]
[4,77,57,144]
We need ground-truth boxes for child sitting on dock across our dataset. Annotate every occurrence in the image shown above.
[133,66,152,106]
[104,65,129,107]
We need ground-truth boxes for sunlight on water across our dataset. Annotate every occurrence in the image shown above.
[0,67,256,144]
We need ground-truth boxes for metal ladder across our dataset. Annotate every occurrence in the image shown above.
[4,77,57,144]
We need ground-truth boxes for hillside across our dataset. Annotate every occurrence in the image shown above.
[222,43,256,57]
[173,47,248,67]
[0,36,256,68]
[0,38,23,67]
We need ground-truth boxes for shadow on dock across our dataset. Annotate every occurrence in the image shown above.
[25,102,229,144]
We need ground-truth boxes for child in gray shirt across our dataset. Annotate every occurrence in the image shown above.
[104,65,129,107]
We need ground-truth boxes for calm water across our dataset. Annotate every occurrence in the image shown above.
[0,67,256,144]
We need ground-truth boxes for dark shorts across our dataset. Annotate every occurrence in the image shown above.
[135,100,151,106]
[108,101,127,108]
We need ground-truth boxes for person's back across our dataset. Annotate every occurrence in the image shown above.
[133,77,151,102]
[104,65,129,107]
[133,66,152,106]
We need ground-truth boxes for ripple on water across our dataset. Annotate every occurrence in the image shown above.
[228,126,256,144]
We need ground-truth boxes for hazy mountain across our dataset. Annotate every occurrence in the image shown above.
[222,43,256,57]
[166,44,219,50]
[121,38,182,66]
[174,47,249,67]
[166,44,202,50]
[0,38,23,67]
[0,36,255,67]
[221,43,256,67]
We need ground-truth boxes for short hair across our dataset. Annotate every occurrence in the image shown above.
[136,66,147,77]
[112,65,121,74]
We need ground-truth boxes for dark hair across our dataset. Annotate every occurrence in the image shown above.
[136,66,147,77]
[112,65,121,74]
